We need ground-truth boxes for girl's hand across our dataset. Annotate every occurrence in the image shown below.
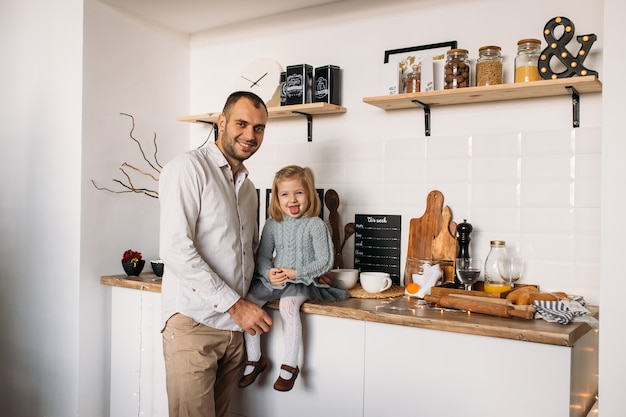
[282,268,297,280]
[268,268,288,286]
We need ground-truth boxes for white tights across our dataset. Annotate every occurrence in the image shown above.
[244,295,307,379]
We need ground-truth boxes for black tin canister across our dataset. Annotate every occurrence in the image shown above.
[314,65,341,105]
[285,64,313,105]
[280,72,287,106]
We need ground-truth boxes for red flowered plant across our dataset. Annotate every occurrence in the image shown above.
[122,249,143,267]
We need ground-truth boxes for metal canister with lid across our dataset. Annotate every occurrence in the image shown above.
[444,48,470,89]
[476,45,503,86]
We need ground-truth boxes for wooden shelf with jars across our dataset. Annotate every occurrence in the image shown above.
[362,75,602,136]
[177,102,347,142]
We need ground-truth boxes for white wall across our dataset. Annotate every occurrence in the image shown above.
[0,0,189,415]
[80,0,189,414]
[0,0,83,415]
[188,0,603,303]
[599,0,626,415]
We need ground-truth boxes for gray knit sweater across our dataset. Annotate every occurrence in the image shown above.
[255,216,334,290]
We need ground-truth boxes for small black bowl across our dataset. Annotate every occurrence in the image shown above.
[151,261,164,278]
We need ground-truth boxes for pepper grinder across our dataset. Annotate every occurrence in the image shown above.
[456,219,473,259]
[452,219,473,287]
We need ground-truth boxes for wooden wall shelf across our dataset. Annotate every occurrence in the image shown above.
[363,76,602,136]
[177,102,347,141]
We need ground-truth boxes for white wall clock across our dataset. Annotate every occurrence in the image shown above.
[233,58,283,106]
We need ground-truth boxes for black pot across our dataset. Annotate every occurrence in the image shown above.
[122,259,145,276]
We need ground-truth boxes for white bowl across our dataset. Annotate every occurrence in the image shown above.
[330,269,359,290]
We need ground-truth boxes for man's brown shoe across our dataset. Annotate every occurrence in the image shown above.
[238,356,268,388]
[273,364,299,392]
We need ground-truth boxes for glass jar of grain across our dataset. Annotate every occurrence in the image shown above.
[514,38,542,82]
[476,45,503,86]
[444,49,470,89]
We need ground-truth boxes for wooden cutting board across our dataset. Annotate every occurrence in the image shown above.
[406,190,457,284]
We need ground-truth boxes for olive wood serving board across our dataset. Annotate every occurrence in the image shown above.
[406,190,457,285]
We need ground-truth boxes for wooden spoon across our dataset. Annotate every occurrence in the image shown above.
[324,189,343,269]
[340,222,356,251]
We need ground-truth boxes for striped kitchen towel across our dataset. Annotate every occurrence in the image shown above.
[533,297,598,327]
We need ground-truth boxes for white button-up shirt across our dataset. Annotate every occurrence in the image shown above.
[158,142,259,331]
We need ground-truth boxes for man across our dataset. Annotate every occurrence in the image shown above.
[159,91,273,417]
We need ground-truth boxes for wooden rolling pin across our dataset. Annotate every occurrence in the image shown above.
[424,294,535,320]
[448,293,536,314]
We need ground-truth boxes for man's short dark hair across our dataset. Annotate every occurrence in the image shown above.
[223,91,268,118]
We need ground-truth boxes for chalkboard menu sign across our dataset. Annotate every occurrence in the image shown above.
[354,214,402,285]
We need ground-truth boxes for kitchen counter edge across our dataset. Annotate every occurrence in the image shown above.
[101,274,597,347]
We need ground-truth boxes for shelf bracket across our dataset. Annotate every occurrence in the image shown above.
[196,120,219,141]
[411,99,431,136]
[565,86,581,128]
[292,111,313,142]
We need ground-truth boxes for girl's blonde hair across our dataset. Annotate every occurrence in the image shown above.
[269,165,320,221]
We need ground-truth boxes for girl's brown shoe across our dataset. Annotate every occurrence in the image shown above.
[273,364,299,392]
[238,356,268,388]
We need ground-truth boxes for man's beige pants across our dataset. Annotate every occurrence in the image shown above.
[163,313,246,417]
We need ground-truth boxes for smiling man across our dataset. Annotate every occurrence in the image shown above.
[159,91,273,417]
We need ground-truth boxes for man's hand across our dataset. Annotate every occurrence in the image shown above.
[228,298,273,336]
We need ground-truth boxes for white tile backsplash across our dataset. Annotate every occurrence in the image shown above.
[521,129,574,155]
[574,153,602,180]
[520,208,573,235]
[471,156,520,182]
[574,179,602,208]
[472,131,519,157]
[245,117,601,302]
[521,155,573,180]
[521,180,573,207]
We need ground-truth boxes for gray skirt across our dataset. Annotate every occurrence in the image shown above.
[247,278,349,304]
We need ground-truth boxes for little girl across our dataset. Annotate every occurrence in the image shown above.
[238,165,349,392]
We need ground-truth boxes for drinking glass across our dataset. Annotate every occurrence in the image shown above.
[498,258,525,284]
[455,258,482,291]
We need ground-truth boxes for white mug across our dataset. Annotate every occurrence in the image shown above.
[360,272,392,294]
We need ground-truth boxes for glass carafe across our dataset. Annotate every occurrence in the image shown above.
[483,240,512,293]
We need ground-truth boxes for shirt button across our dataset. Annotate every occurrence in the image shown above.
[213,304,219,309]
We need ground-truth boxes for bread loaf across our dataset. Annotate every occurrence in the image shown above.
[505,286,538,305]
[528,292,568,303]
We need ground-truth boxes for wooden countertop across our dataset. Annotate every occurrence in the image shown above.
[101,274,598,347]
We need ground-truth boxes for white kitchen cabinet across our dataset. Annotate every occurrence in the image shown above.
[104,278,597,417]
[109,286,168,417]
[363,321,598,417]
[229,311,366,417]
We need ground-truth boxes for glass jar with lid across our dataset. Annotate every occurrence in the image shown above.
[406,64,421,93]
[476,45,503,86]
[444,49,470,89]
[484,240,512,293]
[514,38,542,82]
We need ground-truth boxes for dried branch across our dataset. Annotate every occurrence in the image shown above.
[91,113,162,199]
[91,179,158,199]
[120,112,161,174]
[122,162,159,181]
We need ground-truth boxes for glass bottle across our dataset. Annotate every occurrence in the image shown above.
[484,240,511,293]
[444,49,470,89]
[406,64,421,93]
[514,39,542,83]
[476,45,503,86]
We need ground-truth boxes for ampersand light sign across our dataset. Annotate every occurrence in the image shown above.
[538,16,598,79]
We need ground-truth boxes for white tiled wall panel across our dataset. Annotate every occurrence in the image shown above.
[247,125,602,304]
